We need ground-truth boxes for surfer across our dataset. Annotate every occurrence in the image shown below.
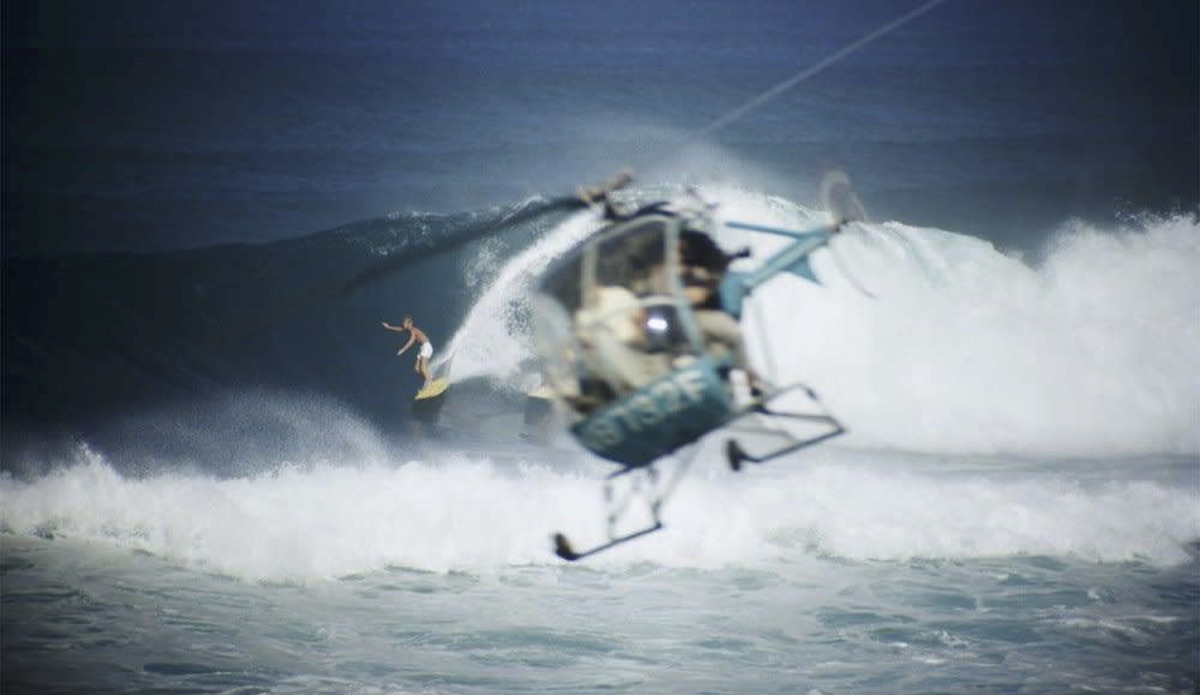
[382,316,433,390]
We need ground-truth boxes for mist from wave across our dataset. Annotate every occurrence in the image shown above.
[446,188,1200,457]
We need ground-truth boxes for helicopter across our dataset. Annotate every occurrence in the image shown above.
[211,0,932,562]
[528,170,869,561]
[295,167,868,561]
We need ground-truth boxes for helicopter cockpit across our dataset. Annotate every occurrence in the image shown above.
[533,210,744,466]
[532,173,858,559]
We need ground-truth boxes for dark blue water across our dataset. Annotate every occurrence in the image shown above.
[4,0,1196,256]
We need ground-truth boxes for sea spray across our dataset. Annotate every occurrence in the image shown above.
[788,213,1200,455]
[2,447,1196,579]
[445,187,1199,456]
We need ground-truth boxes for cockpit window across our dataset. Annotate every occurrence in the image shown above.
[596,219,667,292]
[534,215,709,417]
[540,252,584,314]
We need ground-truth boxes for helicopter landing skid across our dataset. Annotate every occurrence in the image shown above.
[553,523,664,562]
[725,383,846,471]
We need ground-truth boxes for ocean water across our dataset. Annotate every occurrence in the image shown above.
[2,450,1199,694]
[3,1,1199,693]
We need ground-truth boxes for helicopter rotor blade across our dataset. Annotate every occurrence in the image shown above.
[292,170,635,302]
[209,172,635,349]
[819,169,869,228]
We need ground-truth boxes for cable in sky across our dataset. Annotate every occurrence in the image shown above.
[692,0,952,142]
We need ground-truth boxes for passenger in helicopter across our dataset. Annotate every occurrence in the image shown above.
[677,230,766,396]
[574,285,670,397]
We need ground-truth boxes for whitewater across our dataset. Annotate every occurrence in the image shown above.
[447,187,1200,456]
[3,190,1198,694]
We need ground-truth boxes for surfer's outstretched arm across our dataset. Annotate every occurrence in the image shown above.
[382,320,417,355]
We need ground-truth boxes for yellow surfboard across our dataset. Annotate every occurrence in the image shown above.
[415,377,450,400]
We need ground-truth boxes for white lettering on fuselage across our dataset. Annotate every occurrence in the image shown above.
[578,368,713,452]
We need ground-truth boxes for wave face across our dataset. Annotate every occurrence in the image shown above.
[0,201,574,470]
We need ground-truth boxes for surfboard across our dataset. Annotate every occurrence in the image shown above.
[415,377,450,400]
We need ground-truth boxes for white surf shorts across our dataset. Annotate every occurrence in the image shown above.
[419,342,434,359]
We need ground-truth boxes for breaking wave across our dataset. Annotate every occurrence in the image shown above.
[447,188,1200,456]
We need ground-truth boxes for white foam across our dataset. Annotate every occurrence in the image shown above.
[788,212,1200,456]
[440,208,603,383]
[2,447,1196,579]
